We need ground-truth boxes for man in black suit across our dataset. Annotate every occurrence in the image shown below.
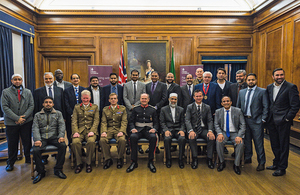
[160,93,186,169]
[185,89,215,169]
[181,74,194,112]
[266,68,300,176]
[165,72,182,106]
[64,73,86,147]
[228,69,247,106]
[101,73,123,109]
[212,68,232,97]
[53,69,72,91]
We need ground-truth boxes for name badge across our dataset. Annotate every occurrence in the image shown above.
[88,110,94,112]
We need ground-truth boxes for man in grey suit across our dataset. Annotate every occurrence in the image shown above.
[181,74,194,112]
[160,93,186,169]
[53,69,72,91]
[215,96,246,175]
[185,89,215,169]
[237,73,268,171]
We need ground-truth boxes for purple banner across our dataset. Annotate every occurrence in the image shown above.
[180,65,203,86]
[88,65,112,87]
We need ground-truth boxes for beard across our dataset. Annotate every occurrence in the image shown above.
[44,107,53,112]
[169,102,177,108]
[13,84,21,89]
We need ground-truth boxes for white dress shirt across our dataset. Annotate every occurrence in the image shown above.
[273,80,285,101]
[55,80,65,90]
[92,86,100,109]
[170,106,176,122]
[46,85,54,99]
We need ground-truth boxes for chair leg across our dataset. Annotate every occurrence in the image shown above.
[163,147,166,164]
[123,153,127,164]
[95,147,99,168]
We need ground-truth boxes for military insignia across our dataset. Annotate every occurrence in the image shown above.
[116,112,123,114]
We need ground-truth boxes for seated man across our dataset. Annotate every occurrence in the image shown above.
[126,93,158,173]
[215,96,246,175]
[32,96,67,184]
[100,93,127,169]
[185,89,215,169]
[72,90,99,174]
[160,93,186,169]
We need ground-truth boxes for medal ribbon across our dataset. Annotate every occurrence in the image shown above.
[202,84,210,97]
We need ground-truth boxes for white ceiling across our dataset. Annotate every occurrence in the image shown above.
[19,0,273,11]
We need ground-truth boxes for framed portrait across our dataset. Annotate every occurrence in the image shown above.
[124,40,169,83]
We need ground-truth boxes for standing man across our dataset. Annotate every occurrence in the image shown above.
[165,72,182,106]
[193,67,204,85]
[32,96,67,184]
[53,69,72,90]
[101,73,124,109]
[212,68,232,97]
[1,74,34,171]
[126,93,158,173]
[160,93,186,168]
[185,89,215,169]
[215,96,246,175]
[237,73,268,171]
[72,90,99,174]
[181,74,195,112]
[100,93,127,169]
[266,68,300,176]
[228,69,247,107]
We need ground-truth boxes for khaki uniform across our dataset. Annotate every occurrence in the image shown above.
[100,105,127,161]
[72,103,99,166]
[193,78,203,86]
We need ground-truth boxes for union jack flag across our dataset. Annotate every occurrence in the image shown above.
[118,45,127,86]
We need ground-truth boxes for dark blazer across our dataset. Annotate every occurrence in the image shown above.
[212,80,232,97]
[266,81,300,125]
[166,83,182,106]
[181,84,195,112]
[101,84,123,109]
[146,81,167,110]
[195,82,221,115]
[64,85,86,116]
[228,82,247,107]
[53,80,72,90]
[160,105,185,133]
[33,86,65,118]
[237,86,269,123]
[185,103,213,134]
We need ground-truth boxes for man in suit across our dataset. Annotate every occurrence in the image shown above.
[237,73,268,171]
[185,89,215,169]
[165,72,182,106]
[53,69,72,91]
[228,69,247,107]
[195,71,221,115]
[72,90,99,174]
[64,73,86,147]
[181,74,194,112]
[266,68,300,176]
[193,67,204,85]
[212,68,232,97]
[101,73,124,109]
[160,93,186,168]
[215,96,246,175]
[126,93,158,173]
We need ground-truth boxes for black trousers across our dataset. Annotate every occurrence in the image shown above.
[130,129,157,162]
[164,132,186,161]
[33,138,66,174]
[189,129,215,159]
[6,121,32,165]
[65,116,72,146]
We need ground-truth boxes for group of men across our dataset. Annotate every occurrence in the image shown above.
[1,66,299,184]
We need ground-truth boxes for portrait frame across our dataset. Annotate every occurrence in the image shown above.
[124,40,169,83]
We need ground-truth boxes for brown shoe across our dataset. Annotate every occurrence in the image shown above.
[86,164,92,173]
[75,164,83,174]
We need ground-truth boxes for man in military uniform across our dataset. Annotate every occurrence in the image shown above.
[126,93,158,173]
[72,90,99,174]
[100,93,127,169]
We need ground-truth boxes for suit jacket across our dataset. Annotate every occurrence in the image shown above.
[212,80,232,97]
[195,82,221,115]
[266,81,300,125]
[86,85,103,109]
[228,82,247,107]
[53,80,72,90]
[101,84,124,109]
[64,85,86,116]
[33,86,65,118]
[123,81,146,111]
[185,103,213,134]
[214,106,246,138]
[237,86,268,123]
[160,105,185,133]
[146,81,167,110]
[166,83,182,106]
[181,84,195,112]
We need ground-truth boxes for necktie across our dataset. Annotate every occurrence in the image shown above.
[196,105,202,133]
[226,110,230,138]
[189,85,192,97]
[151,83,155,94]
[112,86,116,94]
[204,84,207,91]
[75,87,79,104]
[244,89,253,116]
[238,84,242,94]
[48,87,53,98]
[17,89,21,102]
[133,82,137,102]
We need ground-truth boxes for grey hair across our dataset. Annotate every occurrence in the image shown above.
[55,69,63,74]
[44,72,54,78]
[203,71,213,78]
[236,69,246,76]
[81,90,91,97]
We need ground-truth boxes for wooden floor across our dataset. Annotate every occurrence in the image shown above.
[0,139,300,195]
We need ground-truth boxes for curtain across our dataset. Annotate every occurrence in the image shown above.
[230,63,246,83]
[0,26,14,117]
[23,35,35,92]
[203,63,224,81]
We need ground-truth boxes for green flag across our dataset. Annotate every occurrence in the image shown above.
[170,46,176,79]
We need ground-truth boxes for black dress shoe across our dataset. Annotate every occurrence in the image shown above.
[207,158,214,169]
[224,147,229,154]
[126,162,138,173]
[103,159,113,169]
[33,173,45,184]
[231,152,235,158]
[233,164,241,175]
[256,164,265,171]
[5,164,14,172]
[178,160,184,169]
[244,158,252,164]
[166,159,172,168]
[126,148,131,155]
[148,161,156,173]
[139,147,145,154]
[272,169,286,176]
[42,159,48,165]
[191,159,198,169]
[266,165,278,170]
[54,170,67,179]
[25,158,31,164]
[86,164,92,173]
[145,148,149,153]
[217,161,226,172]
[117,158,124,169]
[75,164,83,174]
[155,147,160,154]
